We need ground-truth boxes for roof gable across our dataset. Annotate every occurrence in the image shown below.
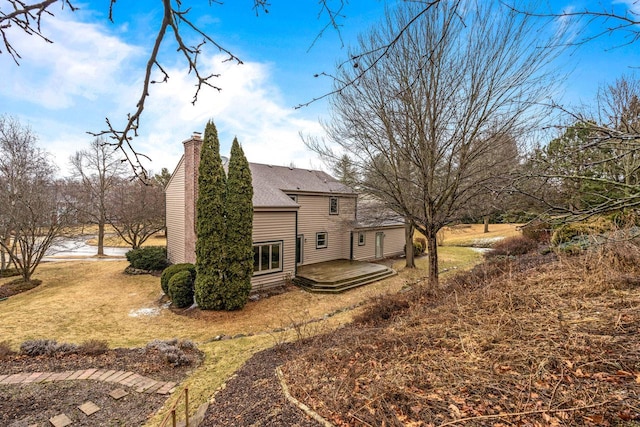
[167,152,355,209]
[249,163,355,208]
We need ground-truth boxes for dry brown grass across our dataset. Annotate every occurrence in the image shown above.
[0,260,423,349]
[85,232,167,248]
[0,248,484,426]
[281,245,640,426]
[434,223,522,247]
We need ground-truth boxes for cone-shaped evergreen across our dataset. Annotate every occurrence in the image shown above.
[223,138,254,310]
[194,120,227,310]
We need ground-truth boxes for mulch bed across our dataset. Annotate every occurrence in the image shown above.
[0,279,41,299]
[0,346,202,427]
[200,345,320,427]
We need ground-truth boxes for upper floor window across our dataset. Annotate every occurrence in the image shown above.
[316,232,328,249]
[329,196,339,215]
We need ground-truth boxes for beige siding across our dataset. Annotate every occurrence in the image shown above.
[165,158,186,264]
[296,195,356,265]
[353,226,405,261]
[382,226,406,257]
[251,210,297,291]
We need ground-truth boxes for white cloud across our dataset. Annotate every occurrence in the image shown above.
[134,54,326,172]
[0,14,140,110]
[1,13,327,177]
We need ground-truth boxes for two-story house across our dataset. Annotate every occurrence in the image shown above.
[165,132,405,292]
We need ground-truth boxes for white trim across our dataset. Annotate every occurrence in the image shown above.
[316,232,328,249]
[253,241,283,275]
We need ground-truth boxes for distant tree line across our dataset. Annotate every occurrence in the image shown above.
[0,114,166,283]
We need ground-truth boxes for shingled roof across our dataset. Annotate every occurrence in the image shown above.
[249,163,356,208]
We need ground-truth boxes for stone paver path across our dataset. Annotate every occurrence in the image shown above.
[0,369,177,395]
[49,413,72,427]
[78,401,100,416]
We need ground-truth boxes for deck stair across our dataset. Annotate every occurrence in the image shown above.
[293,260,397,293]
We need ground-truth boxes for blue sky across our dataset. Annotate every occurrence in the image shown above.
[1,0,639,177]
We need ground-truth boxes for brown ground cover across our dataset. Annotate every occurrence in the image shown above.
[273,244,640,426]
[0,279,41,299]
[5,227,639,426]
[199,345,320,427]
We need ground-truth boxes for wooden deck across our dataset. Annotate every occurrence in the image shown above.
[294,259,396,293]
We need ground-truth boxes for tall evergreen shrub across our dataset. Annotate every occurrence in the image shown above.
[223,138,254,310]
[194,120,227,310]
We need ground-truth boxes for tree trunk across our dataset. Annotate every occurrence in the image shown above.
[483,216,490,233]
[426,229,439,290]
[97,220,105,256]
[404,222,415,268]
[0,236,10,272]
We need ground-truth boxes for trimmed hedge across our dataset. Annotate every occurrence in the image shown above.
[160,263,196,295]
[126,246,168,271]
[168,270,195,308]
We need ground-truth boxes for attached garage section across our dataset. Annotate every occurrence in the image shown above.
[352,225,405,261]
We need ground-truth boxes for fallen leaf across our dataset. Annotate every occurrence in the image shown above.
[584,414,605,424]
[618,410,632,421]
[448,403,461,419]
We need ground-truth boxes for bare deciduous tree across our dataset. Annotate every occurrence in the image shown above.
[1,1,452,176]
[309,1,564,289]
[0,115,72,282]
[520,75,640,220]
[107,177,166,249]
[0,1,349,173]
[506,1,640,50]
[69,138,127,255]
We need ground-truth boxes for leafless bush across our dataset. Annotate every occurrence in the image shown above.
[20,339,60,356]
[55,342,79,355]
[19,339,81,356]
[78,339,109,355]
[353,293,411,326]
[521,220,552,242]
[487,235,538,257]
[0,341,16,358]
[145,338,198,367]
[447,258,513,290]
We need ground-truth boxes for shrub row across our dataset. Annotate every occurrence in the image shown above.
[161,263,196,308]
[125,246,169,271]
[9,339,109,357]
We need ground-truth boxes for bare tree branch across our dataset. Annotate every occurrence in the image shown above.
[503,0,640,50]
[295,0,448,109]
[0,0,76,63]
